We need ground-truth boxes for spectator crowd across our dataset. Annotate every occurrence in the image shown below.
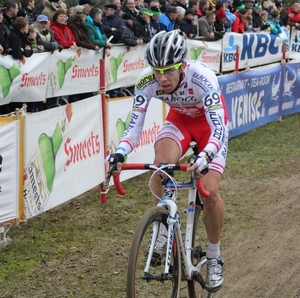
[0,0,299,111]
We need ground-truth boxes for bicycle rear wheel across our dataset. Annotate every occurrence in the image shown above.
[127,206,181,298]
[187,198,213,298]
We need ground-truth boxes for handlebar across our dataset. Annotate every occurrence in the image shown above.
[101,163,210,203]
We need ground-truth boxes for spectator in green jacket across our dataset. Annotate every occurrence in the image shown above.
[84,7,112,56]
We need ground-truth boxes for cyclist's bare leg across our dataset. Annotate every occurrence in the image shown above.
[152,138,180,205]
[200,170,224,245]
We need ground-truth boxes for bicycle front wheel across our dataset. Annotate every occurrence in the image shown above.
[127,206,181,298]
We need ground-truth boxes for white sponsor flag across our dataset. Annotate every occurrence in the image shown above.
[0,121,19,223]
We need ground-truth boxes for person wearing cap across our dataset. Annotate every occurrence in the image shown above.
[33,14,63,52]
[121,12,143,46]
[149,6,162,35]
[102,3,125,43]
[50,8,77,48]
[18,0,35,24]
[67,5,99,50]
[180,8,197,38]
[84,7,112,56]
[0,7,10,55]
[78,0,95,14]
[42,0,62,20]
[132,8,152,43]
[221,0,236,32]
[122,0,138,19]
[2,0,19,36]
[158,6,177,31]
[214,7,226,38]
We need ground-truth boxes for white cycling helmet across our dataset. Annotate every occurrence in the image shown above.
[145,30,187,67]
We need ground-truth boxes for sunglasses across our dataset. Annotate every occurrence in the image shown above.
[152,62,182,75]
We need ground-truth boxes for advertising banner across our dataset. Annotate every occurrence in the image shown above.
[46,48,101,98]
[0,53,49,105]
[23,96,104,219]
[222,30,289,72]
[218,64,284,138]
[0,121,19,223]
[288,27,300,60]
[186,38,222,73]
[105,44,148,91]
[282,62,300,116]
[108,96,165,182]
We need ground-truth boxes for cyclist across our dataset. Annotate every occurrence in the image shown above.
[107,29,228,292]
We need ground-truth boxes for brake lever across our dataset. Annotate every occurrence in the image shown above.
[105,156,118,188]
[188,154,198,188]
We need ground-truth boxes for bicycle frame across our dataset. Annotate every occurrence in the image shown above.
[143,176,207,284]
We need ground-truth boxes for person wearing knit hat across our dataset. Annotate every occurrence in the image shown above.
[181,8,197,38]
[149,6,161,35]
[214,8,226,39]
[221,0,236,32]
[252,2,267,30]
[122,12,134,20]
[185,8,195,17]
[233,0,245,11]
[216,7,226,19]
[133,8,152,43]
[121,11,143,46]
[78,0,95,14]
[149,6,161,16]
[17,9,28,18]
[139,8,153,16]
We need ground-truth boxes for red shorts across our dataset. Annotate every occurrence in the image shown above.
[155,109,228,175]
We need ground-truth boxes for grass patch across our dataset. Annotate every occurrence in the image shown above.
[0,113,299,297]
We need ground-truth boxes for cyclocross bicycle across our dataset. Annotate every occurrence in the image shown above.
[105,150,218,298]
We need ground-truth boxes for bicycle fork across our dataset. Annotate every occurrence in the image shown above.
[143,199,178,281]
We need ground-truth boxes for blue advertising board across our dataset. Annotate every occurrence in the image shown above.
[218,62,300,138]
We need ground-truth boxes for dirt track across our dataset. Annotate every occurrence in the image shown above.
[220,172,300,298]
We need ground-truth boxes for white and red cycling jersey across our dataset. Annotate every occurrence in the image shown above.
[116,60,229,174]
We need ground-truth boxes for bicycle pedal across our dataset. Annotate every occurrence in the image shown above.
[193,246,206,259]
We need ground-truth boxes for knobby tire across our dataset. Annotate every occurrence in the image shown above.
[127,206,181,298]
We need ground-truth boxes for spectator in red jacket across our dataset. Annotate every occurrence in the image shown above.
[231,8,247,33]
[287,3,300,29]
[50,8,77,48]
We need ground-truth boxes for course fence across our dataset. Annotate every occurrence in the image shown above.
[0,29,300,244]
